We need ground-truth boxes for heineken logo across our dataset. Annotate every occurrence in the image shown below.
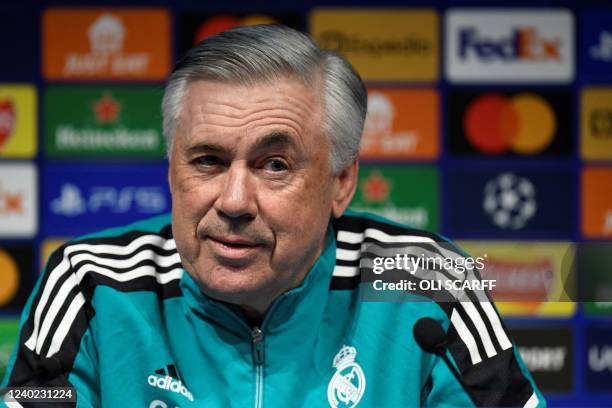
[45,87,165,158]
[93,93,121,124]
[350,167,439,231]
[362,171,390,203]
[0,99,15,149]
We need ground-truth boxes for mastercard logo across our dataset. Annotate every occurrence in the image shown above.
[193,15,279,44]
[0,249,19,307]
[463,93,556,155]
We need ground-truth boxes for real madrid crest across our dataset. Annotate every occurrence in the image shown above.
[327,345,366,408]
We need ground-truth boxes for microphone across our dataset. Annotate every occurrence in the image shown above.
[413,317,476,404]
[414,317,447,354]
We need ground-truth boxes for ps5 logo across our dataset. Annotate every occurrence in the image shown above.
[51,183,167,216]
[590,31,612,62]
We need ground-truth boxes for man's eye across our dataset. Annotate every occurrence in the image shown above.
[194,155,221,167]
[263,158,288,172]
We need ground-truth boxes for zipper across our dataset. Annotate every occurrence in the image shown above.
[250,294,287,408]
[252,326,265,365]
[209,293,288,408]
[252,326,265,408]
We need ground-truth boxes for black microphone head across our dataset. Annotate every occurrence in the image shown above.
[413,317,447,354]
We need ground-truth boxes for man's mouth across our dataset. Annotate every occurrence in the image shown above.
[207,235,262,260]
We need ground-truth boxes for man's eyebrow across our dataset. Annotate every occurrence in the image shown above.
[184,132,298,156]
[186,143,231,155]
[251,132,298,153]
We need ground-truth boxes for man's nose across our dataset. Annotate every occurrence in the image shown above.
[215,163,257,221]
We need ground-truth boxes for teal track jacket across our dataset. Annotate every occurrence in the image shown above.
[2,211,545,407]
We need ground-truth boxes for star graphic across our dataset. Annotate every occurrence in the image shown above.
[362,172,390,203]
[0,192,22,214]
[93,93,121,124]
[5,193,22,213]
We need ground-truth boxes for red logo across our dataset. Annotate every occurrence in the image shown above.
[93,93,121,124]
[481,257,554,301]
[362,172,391,203]
[463,93,556,155]
[0,100,16,149]
[0,190,23,214]
[193,14,278,44]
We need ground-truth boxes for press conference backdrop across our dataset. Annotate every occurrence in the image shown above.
[0,0,611,405]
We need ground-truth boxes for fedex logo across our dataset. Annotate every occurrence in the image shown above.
[459,27,561,61]
[445,9,574,83]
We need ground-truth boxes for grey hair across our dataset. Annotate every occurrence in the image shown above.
[162,24,367,174]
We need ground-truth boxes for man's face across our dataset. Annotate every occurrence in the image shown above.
[169,78,354,313]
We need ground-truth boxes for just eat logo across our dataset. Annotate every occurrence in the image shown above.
[459,27,561,61]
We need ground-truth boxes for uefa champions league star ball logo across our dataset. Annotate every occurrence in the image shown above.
[483,172,537,230]
[327,345,366,408]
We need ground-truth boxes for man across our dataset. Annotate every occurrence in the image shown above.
[2,25,544,407]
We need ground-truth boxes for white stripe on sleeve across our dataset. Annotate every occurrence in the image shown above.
[451,309,483,365]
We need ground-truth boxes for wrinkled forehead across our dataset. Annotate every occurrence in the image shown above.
[186,77,318,109]
[176,78,326,144]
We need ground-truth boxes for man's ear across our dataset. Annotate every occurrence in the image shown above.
[167,159,173,192]
[167,146,177,193]
[331,160,359,218]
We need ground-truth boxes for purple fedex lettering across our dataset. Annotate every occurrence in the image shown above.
[459,28,516,60]
[459,27,560,61]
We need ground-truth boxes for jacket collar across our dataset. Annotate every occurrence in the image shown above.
[180,224,337,338]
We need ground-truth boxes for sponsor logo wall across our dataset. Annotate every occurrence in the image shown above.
[581,10,612,81]
[581,88,612,161]
[586,327,612,392]
[0,319,19,381]
[0,245,35,312]
[311,9,439,82]
[42,8,171,80]
[0,85,37,159]
[445,9,574,83]
[180,12,304,53]
[458,241,575,317]
[582,168,612,239]
[44,87,164,158]
[43,163,170,236]
[0,163,37,238]
[351,166,438,231]
[448,90,572,157]
[0,3,610,402]
[447,168,574,237]
[578,242,612,316]
[512,326,574,394]
[361,88,439,160]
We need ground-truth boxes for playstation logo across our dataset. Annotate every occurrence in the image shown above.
[51,183,86,217]
[590,30,612,62]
